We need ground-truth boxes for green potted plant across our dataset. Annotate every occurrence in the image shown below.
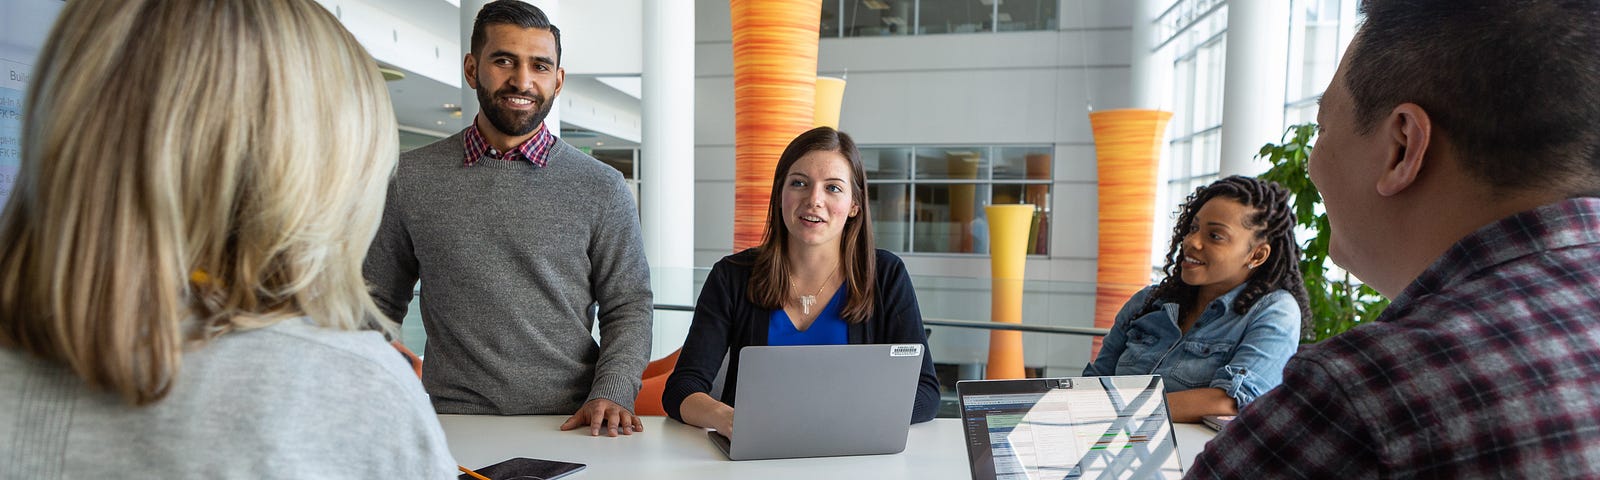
[1257,124,1390,342]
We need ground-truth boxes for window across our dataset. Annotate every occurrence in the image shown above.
[1284,0,1358,124]
[863,145,1052,255]
[1160,2,1228,238]
[821,0,1059,38]
[592,148,637,180]
[593,148,639,211]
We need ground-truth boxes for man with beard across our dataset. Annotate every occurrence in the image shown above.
[1187,0,1600,477]
[365,0,652,437]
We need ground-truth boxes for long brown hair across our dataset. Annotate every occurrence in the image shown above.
[0,0,398,406]
[748,127,876,323]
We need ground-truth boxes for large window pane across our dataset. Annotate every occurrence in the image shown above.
[593,148,636,179]
[868,183,911,251]
[861,144,1053,256]
[994,146,1051,181]
[822,0,841,38]
[844,0,914,37]
[914,146,990,180]
[997,0,1057,32]
[912,183,990,253]
[917,0,992,34]
[861,146,912,180]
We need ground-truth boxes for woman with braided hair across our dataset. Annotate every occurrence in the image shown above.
[1084,175,1310,423]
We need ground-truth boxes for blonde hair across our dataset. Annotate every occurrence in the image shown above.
[0,0,399,405]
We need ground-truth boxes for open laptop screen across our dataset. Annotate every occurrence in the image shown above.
[957,376,1183,480]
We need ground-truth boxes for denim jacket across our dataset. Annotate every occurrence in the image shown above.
[1082,284,1301,407]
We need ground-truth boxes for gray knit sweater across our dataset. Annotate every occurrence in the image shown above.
[0,319,456,479]
[365,132,653,415]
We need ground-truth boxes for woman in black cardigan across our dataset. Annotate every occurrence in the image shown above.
[663,127,940,437]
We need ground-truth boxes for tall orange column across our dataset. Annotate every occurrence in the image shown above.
[1089,109,1171,358]
[730,0,823,250]
[985,204,1035,380]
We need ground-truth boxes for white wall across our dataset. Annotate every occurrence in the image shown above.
[559,0,644,75]
[692,0,1137,376]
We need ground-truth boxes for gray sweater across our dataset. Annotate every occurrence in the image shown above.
[365,133,653,415]
[0,319,456,479]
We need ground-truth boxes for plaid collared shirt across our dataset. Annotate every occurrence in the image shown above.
[1188,198,1600,479]
[461,121,556,168]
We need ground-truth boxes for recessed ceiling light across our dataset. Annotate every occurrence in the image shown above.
[595,142,605,146]
[443,103,457,109]
[435,120,445,125]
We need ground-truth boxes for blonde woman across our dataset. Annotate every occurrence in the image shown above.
[0,1,454,478]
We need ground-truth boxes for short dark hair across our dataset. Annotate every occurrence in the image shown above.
[1346,0,1600,195]
[470,0,562,65]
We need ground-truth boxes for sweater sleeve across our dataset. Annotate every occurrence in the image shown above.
[663,259,740,422]
[362,175,420,323]
[877,251,941,423]
[586,173,654,410]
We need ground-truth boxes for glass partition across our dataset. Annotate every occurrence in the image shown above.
[400,267,1137,419]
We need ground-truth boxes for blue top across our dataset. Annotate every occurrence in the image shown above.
[767,288,849,346]
[1082,283,1301,407]
[664,249,941,424]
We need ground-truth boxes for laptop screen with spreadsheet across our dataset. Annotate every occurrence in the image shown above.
[957,375,1184,480]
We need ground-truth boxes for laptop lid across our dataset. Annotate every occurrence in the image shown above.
[715,344,925,461]
[957,375,1184,479]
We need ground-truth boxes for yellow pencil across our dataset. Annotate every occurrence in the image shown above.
[458,465,491,480]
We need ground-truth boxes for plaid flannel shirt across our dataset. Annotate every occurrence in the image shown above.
[462,122,556,168]
[1188,198,1600,479]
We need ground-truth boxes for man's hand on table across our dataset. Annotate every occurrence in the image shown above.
[559,398,644,437]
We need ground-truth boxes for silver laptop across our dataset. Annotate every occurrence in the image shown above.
[709,344,925,461]
[957,375,1184,479]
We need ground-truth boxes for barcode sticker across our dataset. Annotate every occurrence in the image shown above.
[890,344,922,357]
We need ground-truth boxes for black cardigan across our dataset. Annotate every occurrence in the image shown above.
[662,248,940,423]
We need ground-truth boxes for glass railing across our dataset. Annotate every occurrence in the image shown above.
[397,267,1143,417]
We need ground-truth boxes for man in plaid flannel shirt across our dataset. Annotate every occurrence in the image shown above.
[1188,0,1600,477]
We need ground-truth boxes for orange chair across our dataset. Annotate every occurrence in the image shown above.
[392,341,683,416]
[391,340,424,379]
[633,349,681,416]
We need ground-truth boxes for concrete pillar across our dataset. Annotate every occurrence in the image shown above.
[642,0,696,359]
[1218,0,1290,175]
[1130,0,1170,110]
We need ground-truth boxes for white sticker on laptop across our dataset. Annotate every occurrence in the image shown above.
[890,344,922,357]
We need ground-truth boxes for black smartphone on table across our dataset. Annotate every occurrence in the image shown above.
[458,457,586,480]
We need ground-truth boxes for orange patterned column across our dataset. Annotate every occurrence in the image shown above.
[730,0,823,250]
[1089,109,1171,358]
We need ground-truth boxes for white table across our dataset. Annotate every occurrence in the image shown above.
[440,415,1218,478]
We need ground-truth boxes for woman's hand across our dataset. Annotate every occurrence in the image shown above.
[681,392,736,438]
[1166,387,1239,423]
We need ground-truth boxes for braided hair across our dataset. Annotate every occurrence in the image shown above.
[1142,175,1312,335]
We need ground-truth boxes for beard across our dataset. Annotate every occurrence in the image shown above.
[475,85,552,137]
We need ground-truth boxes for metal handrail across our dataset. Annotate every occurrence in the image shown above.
[921,318,1108,337]
[652,304,1109,337]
